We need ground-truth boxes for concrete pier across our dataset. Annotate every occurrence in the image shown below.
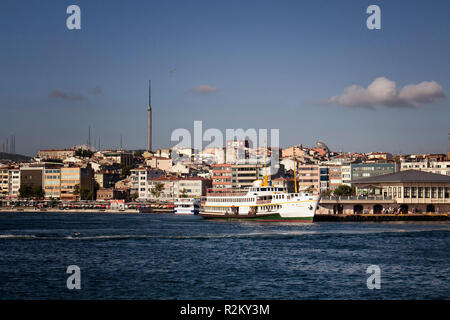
[314,213,450,222]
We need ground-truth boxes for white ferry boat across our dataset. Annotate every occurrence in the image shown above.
[174,198,201,215]
[199,180,320,222]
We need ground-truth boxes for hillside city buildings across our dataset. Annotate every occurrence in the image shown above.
[1,135,450,214]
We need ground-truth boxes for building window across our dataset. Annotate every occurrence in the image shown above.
[404,187,410,198]
[425,187,430,198]
[418,187,423,198]
[438,187,443,198]
[431,187,437,198]
[411,187,417,198]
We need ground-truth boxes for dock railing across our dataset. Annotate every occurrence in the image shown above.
[320,195,393,201]
[206,189,248,197]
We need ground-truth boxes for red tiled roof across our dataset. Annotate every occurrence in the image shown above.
[148,176,211,182]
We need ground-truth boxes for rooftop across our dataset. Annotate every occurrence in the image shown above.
[352,170,450,184]
[149,176,211,181]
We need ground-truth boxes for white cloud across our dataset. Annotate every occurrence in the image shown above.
[193,84,219,94]
[324,77,445,109]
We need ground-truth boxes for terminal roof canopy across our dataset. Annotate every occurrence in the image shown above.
[352,170,450,184]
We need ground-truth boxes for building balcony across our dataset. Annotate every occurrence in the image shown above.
[398,198,450,204]
[320,195,395,204]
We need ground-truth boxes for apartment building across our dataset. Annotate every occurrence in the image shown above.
[96,188,129,201]
[130,167,165,199]
[281,146,304,159]
[0,165,9,197]
[400,160,450,176]
[44,166,62,199]
[60,164,94,201]
[176,177,211,199]
[297,164,320,192]
[171,148,195,164]
[367,152,393,161]
[8,167,20,198]
[211,164,232,193]
[351,163,397,183]
[272,177,296,193]
[328,165,343,190]
[197,147,226,164]
[139,176,211,201]
[146,156,172,171]
[231,163,264,189]
[37,149,75,160]
[100,151,133,166]
[341,165,351,186]
[319,166,329,192]
[226,140,250,164]
[95,171,121,188]
[20,166,44,190]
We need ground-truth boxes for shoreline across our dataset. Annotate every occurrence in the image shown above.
[1,209,449,221]
[0,208,173,214]
[314,213,450,222]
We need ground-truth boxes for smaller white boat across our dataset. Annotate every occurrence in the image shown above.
[174,198,201,215]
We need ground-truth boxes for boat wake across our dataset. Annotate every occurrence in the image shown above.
[0,227,449,241]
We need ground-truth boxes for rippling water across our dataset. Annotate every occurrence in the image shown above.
[0,212,449,299]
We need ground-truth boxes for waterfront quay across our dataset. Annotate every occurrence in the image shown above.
[318,194,450,217]
[318,195,396,215]
[319,170,450,215]
[1,198,449,222]
[315,213,450,222]
[0,200,173,213]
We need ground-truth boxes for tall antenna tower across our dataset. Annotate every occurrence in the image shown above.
[147,80,152,152]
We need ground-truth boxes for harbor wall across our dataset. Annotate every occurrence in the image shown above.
[314,213,450,222]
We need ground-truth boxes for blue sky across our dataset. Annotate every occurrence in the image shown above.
[0,0,449,156]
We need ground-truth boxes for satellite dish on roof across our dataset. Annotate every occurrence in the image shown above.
[316,141,329,151]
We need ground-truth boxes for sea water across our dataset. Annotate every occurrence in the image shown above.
[0,212,449,299]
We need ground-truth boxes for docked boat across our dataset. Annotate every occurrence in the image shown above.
[199,180,320,222]
[174,198,201,215]
[200,149,320,222]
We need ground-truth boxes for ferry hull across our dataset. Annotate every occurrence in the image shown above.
[199,212,313,222]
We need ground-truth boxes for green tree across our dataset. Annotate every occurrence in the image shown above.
[179,188,188,198]
[333,185,354,197]
[73,184,80,200]
[130,192,139,201]
[74,148,94,158]
[74,149,82,157]
[119,164,133,179]
[19,185,33,199]
[80,188,91,200]
[33,186,44,199]
[150,182,164,199]
[19,185,44,199]
[93,181,100,199]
